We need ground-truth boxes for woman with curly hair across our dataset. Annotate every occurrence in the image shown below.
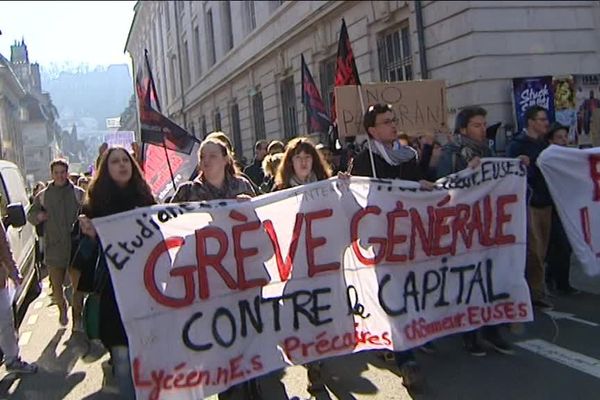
[78,147,155,399]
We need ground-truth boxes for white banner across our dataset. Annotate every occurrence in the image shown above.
[93,159,531,400]
[538,145,600,276]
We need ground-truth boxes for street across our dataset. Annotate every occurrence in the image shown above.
[1,277,599,400]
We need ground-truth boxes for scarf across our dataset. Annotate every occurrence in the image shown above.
[289,172,318,187]
[370,139,416,166]
[454,134,492,161]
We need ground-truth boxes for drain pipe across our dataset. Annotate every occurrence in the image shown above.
[415,0,429,79]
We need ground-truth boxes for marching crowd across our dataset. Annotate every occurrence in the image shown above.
[0,101,582,399]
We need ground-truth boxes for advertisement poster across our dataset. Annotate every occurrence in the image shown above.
[512,76,555,134]
[553,76,577,145]
[574,74,600,147]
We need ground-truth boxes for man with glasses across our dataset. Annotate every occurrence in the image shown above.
[351,103,430,391]
[437,106,514,356]
[351,103,421,180]
[507,105,554,310]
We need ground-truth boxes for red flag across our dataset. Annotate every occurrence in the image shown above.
[135,51,200,201]
[331,18,361,123]
[135,53,199,155]
[301,54,331,133]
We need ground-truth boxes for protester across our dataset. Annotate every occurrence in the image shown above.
[267,140,285,155]
[506,105,553,310]
[244,140,269,186]
[171,138,259,399]
[260,152,284,193]
[173,138,256,203]
[69,173,81,186]
[78,147,156,399]
[0,220,38,374]
[351,103,432,390]
[436,106,514,356]
[315,143,338,174]
[96,142,109,170]
[30,181,47,269]
[273,137,332,394]
[415,133,436,181]
[77,176,90,192]
[545,123,578,295]
[27,159,84,328]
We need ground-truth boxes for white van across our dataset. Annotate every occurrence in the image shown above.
[0,160,40,326]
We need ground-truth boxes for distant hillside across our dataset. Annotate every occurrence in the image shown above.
[41,64,133,129]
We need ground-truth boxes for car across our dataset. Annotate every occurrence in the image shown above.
[0,160,41,327]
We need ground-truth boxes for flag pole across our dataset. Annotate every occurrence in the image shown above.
[144,49,176,194]
[356,86,377,178]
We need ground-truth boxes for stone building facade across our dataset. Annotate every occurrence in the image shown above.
[10,41,62,183]
[125,1,600,159]
[0,53,26,171]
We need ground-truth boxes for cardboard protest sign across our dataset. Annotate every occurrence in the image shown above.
[538,145,600,276]
[334,80,447,137]
[92,159,530,399]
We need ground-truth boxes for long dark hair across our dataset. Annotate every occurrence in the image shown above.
[275,137,331,189]
[84,147,155,217]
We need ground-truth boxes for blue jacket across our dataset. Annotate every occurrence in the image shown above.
[506,132,552,207]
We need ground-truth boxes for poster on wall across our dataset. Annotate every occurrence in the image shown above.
[574,74,600,147]
[553,76,577,145]
[512,76,555,134]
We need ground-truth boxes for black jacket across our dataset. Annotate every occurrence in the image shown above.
[506,132,552,207]
[243,159,265,187]
[351,148,423,181]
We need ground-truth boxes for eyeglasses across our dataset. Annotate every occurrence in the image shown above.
[376,117,398,126]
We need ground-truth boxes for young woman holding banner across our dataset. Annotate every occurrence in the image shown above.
[273,137,333,394]
[171,137,260,400]
[78,147,156,399]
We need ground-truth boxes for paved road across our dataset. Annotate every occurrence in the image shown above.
[1,277,599,399]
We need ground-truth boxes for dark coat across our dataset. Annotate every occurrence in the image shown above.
[506,133,552,207]
[243,159,265,187]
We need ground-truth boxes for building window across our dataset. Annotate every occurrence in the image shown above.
[206,9,216,66]
[200,116,207,138]
[221,1,233,53]
[244,1,256,33]
[280,76,298,139]
[319,58,336,117]
[252,91,266,141]
[165,3,171,31]
[213,109,221,132]
[169,55,178,99]
[193,26,202,78]
[222,2,234,52]
[230,103,242,157]
[182,40,191,87]
[378,26,412,82]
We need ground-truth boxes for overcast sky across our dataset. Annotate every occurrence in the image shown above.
[0,1,136,69]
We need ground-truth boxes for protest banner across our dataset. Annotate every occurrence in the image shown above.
[334,81,447,137]
[92,159,531,399]
[104,131,135,151]
[538,145,600,277]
